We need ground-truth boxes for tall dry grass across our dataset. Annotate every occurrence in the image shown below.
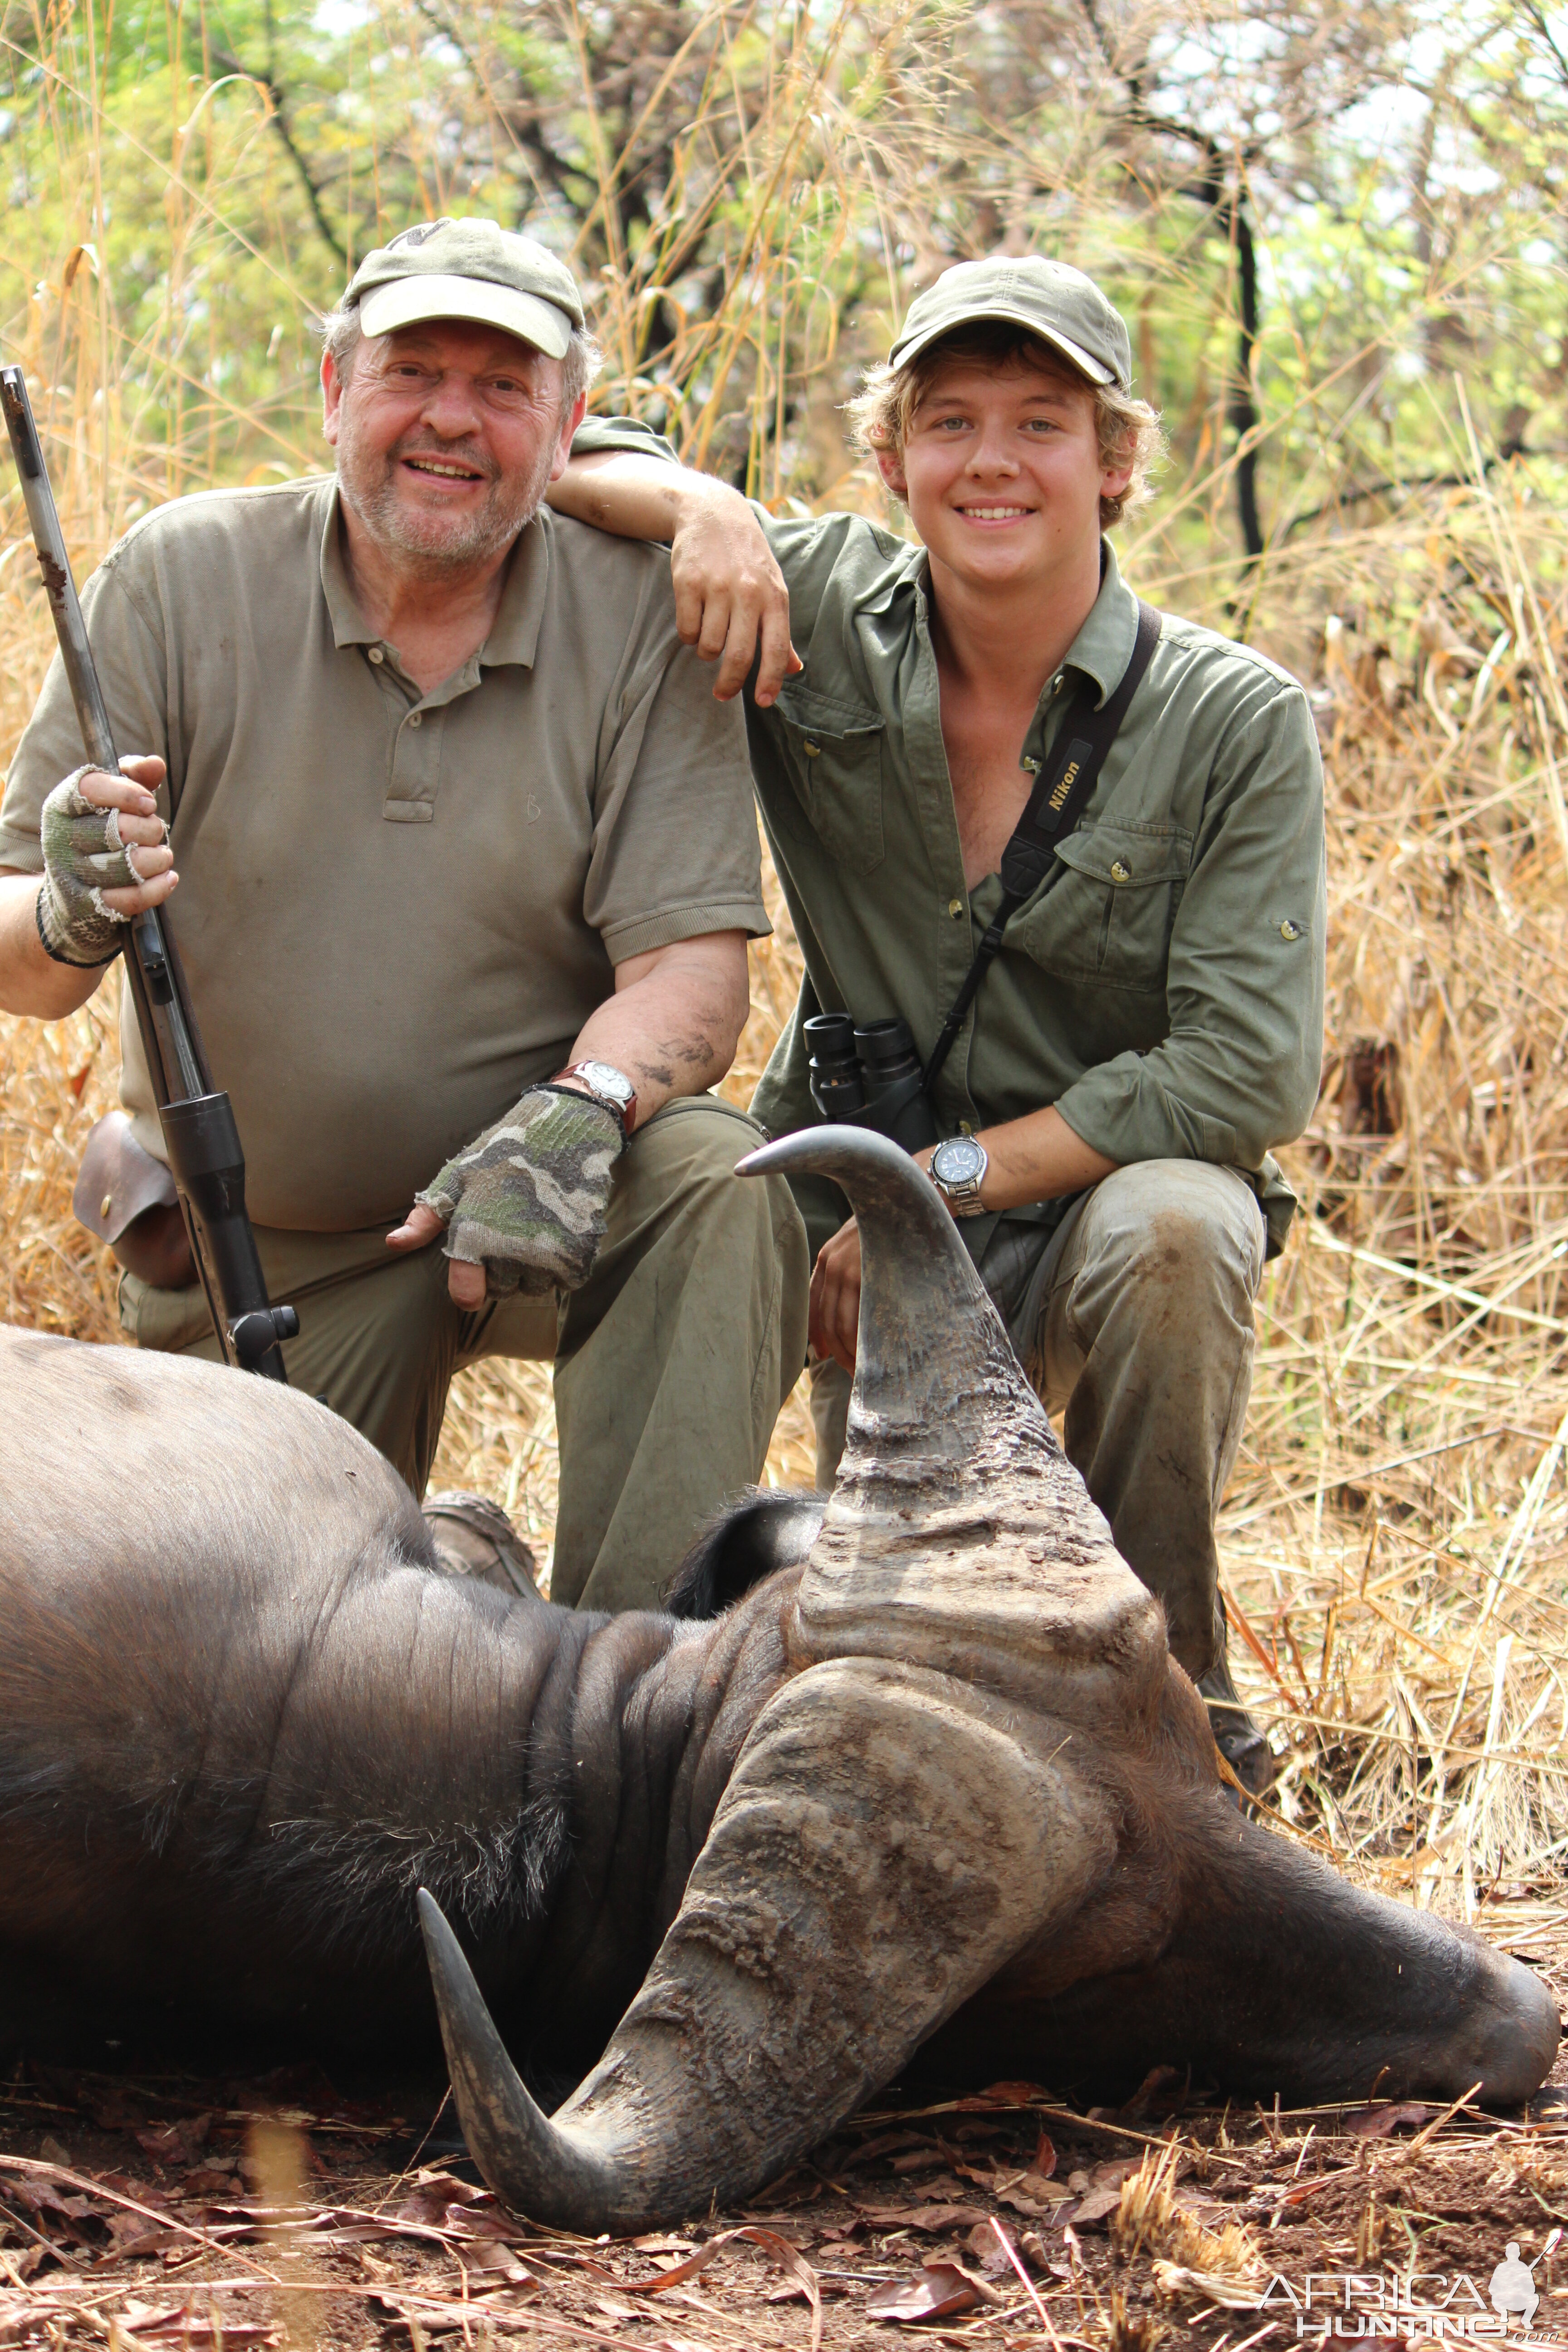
[3,0,1567,1929]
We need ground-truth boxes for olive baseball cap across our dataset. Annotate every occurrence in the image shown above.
[888,255,1132,390]
[343,218,585,359]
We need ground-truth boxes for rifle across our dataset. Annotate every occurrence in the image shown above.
[2,364,299,1380]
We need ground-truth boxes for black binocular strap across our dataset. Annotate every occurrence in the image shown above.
[923,598,1162,1094]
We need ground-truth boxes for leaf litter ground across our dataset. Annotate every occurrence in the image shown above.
[3,1942,1565,2352]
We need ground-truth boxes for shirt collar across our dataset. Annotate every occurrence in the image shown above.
[317,478,551,670]
[849,533,1142,707]
[1059,539,1141,710]
[849,534,929,620]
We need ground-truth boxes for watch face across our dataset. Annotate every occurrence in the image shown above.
[933,1136,985,1185]
[576,1061,634,1106]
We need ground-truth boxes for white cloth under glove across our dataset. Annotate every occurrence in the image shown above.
[35,767,163,966]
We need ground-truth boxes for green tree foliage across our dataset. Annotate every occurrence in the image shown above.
[2,0,1567,598]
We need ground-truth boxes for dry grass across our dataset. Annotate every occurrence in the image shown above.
[1182,455,1568,1923]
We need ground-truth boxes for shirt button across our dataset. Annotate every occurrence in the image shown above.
[408,711,423,728]
[1279,918,1301,940]
[803,737,822,758]
[1021,755,1041,774]
[948,896,963,918]
[368,647,385,664]
[1110,858,1132,883]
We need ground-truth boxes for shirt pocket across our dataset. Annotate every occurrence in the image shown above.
[1012,820,1192,990]
[769,684,886,875]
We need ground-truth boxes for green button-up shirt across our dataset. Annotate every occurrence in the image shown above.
[575,420,1327,1263]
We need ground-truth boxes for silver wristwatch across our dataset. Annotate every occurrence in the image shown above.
[930,1133,989,1218]
[551,1059,638,1135]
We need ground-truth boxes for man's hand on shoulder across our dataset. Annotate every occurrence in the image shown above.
[666,481,801,707]
[390,1086,626,1309]
[549,449,801,706]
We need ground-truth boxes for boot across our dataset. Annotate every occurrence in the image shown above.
[422,1491,544,1603]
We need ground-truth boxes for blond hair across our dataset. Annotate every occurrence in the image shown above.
[846,322,1163,530]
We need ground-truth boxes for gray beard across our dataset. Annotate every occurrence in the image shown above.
[338,434,558,573]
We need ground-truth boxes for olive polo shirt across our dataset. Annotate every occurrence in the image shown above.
[0,475,767,1232]
[573,417,1327,1263]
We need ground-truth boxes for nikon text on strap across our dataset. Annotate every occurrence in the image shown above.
[923,598,1162,1094]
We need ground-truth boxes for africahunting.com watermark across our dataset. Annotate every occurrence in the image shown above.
[1255,2236,1563,2343]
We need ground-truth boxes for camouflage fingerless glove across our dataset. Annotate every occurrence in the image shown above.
[416,1086,626,1298]
[36,768,157,966]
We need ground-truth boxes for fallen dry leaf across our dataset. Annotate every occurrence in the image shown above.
[1344,2100,1430,2138]
[574,2224,823,2351]
[393,2171,493,2225]
[1118,2067,1184,2121]
[955,2082,1053,2111]
[853,2203,988,2233]
[866,2259,1001,2323]
[456,2240,539,2290]
[1277,2167,1356,2209]
[853,2132,934,2165]
[180,2167,240,2200]
[992,2171,1072,2222]
[120,2300,272,2343]
[1063,2185,1122,2228]
[965,2220,1054,2278]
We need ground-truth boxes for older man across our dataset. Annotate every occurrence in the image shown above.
[0,218,807,1612]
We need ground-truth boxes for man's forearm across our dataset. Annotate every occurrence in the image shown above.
[548,452,797,705]
[567,932,750,1128]
[933,1104,1118,1212]
[0,871,105,1018]
[547,450,694,542]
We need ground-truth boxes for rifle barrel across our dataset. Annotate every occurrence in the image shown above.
[1,364,296,1382]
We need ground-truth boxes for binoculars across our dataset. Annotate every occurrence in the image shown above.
[804,1013,939,1156]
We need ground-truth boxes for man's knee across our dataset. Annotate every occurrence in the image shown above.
[587,1093,808,1362]
[613,1096,778,1232]
[1069,1162,1265,1337]
[606,1096,808,1319]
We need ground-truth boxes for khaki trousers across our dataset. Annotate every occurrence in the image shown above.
[809,1159,1266,1681]
[122,1095,810,1614]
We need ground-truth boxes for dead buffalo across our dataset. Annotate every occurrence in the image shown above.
[0,1128,1556,2234]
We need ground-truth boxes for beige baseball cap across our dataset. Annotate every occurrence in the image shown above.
[343,218,585,359]
[888,255,1132,389]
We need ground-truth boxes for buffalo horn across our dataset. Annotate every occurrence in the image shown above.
[737,1123,1043,1489]
[417,1640,1111,2230]
[734,1127,1168,1715]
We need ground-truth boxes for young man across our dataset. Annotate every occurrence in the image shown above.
[0,218,808,1613]
[548,256,1327,1787]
